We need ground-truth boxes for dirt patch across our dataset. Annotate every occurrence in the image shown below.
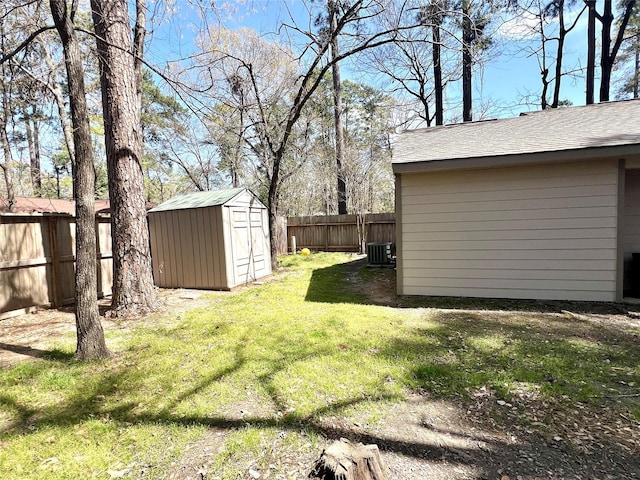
[163,388,640,480]
[343,256,397,306]
[0,288,213,367]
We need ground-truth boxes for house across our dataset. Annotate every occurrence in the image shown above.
[392,99,640,302]
[147,187,271,290]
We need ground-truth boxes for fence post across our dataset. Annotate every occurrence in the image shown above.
[95,218,103,299]
[324,221,329,251]
[47,216,61,308]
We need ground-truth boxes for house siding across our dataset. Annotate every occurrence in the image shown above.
[623,168,640,254]
[399,159,619,301]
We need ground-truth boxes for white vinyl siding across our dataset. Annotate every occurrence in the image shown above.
[399,159,619,301]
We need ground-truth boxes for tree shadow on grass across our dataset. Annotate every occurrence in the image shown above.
[304,257,390,305]
[0,343,74,364]
[305,256,634,315]
[399,294,632,315]
[2,310,640,479]
[4,362,636,479]
[0,364,541,479]
[378,309,640,477]
[386,309,640,395]
[0,317,508,478]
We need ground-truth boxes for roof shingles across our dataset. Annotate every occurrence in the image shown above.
[392,99,640,167]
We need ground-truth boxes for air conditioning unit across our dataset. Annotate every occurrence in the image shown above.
[367,242,392,265]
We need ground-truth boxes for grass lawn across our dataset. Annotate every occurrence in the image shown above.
[0,253,639,479]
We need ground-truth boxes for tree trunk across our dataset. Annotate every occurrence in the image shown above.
[462,0,473,122]
[0,165,14,209]
[39,38,76,163]
[268,171,279,270]
[33,113,42,193]
[25,109,42,195]
[91,0,158,317]
[133,0,145,99]
[311,439,389,480]
[330,0,347,215]
[551,2,567,108]
[600,0,636,102]
[635,34,640,98]
[0,20,15,211]
[357,212,367,254]
[600,0,614,102]
[55,166,62,198]
[433,16,444,125]
[1,89,15,212]
[541,69,549,109]
[586,0,596,104]
[535,1,549,109]
[232,108,243,188]
[50,0,110,360]
[0,142,15,212]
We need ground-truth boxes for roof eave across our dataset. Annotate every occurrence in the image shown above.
[392,144,640,174]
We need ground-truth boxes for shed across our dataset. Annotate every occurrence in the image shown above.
[148,187,271,290]
[392,99,640,302]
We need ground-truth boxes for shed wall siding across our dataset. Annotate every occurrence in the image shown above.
[399,159,619,301]
[149,206,229,289]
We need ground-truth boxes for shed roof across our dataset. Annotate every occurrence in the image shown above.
[393,99,640,173]
[148,187,251,213]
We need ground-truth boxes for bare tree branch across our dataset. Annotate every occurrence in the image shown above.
[0,26,56,65]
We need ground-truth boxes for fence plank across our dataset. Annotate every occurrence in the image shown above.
[47,216,60,307]
[275,216,288,255]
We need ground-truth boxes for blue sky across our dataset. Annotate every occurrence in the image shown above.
[145,1,611,122]
[486,5,592,115]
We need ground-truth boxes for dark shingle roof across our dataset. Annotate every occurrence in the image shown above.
[392,99,640,171]
[148,188,247,213]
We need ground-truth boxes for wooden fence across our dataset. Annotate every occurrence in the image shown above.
[286,213,395,253]
[0,212,393,319]
[0,214,113,319]
[275,216,288,255]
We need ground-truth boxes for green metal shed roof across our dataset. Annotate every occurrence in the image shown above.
[148,187,248,213]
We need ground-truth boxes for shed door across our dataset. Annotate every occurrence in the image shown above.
[249,208,267,275]
[230,208,252,284]
[230,207,268,285]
